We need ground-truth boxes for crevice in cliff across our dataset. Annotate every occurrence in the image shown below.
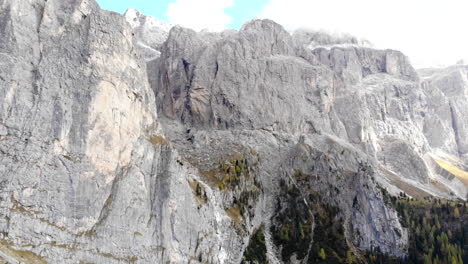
[84,167,130,237]
[449,101,462,156]
[214,61,219,80]
[34,1,46,34]
[182,58,190,81]
[206,60,220,128]
[30,1,45,94]
[181,58,196,123]
[30,1,46,109]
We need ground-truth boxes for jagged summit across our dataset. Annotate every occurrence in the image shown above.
[146,13,466,200]
[240,18,284,32]
[124,8,172,33]
[123,8,173,61]
[292,28,374,49]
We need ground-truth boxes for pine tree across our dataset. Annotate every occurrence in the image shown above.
[451,255,458,264]
[345,250,355,264]
[453,207,460,218]
[319,248,326,260]
[424,254,433,264]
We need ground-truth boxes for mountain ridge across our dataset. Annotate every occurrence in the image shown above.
[0,1,466,263]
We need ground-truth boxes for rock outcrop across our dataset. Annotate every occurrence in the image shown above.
[0,1,467,263]
[421,65,468,156]
[148,15,466,201]
[124,8,172,61]
[0,1,234,263]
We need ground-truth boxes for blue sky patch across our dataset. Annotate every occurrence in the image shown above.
[96,0,268,29]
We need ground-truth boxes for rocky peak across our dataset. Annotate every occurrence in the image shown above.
[312,46,418,85]
[421,65,468,158]
[292,29,361,47]
[427,65,468,97]
[239,19,295,57]
[124,8,172,61]
[151,15,468,203]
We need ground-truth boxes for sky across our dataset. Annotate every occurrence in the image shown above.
[96,0,468,68]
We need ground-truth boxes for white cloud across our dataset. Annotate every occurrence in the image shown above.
[165,0,234,31]
[260,0,468,68]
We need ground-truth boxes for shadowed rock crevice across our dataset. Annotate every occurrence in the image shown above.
[449,102,462,156]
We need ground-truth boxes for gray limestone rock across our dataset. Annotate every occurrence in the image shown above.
[0,0,232,263]
[1,1,468,263]
[421,65,468,156]
[292,29,360,47]
[149,15,468,260]
[0,124,6,136]
[149,17,426,260]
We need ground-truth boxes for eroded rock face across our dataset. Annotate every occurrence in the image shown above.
[280,135,408,258]
[149,15,468,261]
[148,18,418,260]
[154,20,335,133]
[0,1,237,263]
[421,65,468,157]
[1,1,467,263]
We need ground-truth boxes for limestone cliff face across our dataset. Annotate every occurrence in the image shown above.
[148,12,468,262]
[421,65,468,156]
[0,1,233,263]
[0,1,467,263]
[148,16,468,200]
[148,18,413,261]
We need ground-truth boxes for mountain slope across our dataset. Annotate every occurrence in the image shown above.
[0,1,466,263]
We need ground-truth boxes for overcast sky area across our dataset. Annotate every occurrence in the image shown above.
[97,0,468,69]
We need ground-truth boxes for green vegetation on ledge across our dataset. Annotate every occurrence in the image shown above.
[242,225,267,263]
